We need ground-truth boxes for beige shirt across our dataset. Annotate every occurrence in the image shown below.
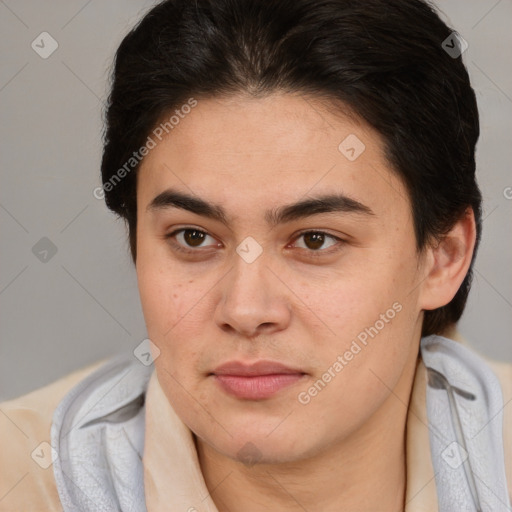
[1,335,511,511]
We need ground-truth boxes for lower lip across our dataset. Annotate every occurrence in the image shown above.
[214,374,304,400]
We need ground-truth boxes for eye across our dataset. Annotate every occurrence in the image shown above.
[291,230,343,254]
[165,227,220,253]
[165,227,344,257]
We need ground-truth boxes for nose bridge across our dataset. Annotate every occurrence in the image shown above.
[215,240,290,336]
[227,242,274,306]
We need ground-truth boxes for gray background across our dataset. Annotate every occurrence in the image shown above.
[1,0,511,401]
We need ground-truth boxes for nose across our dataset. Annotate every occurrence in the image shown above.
[213,249,292,339]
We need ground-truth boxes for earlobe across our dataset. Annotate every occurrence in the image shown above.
[418,208,477,311]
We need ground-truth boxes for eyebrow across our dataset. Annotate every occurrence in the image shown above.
[146,187,374,226]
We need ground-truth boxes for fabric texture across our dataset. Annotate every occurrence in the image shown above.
[421,335,510,511]
[50,356,152,512]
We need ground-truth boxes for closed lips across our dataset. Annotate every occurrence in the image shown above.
[211,361,306,400]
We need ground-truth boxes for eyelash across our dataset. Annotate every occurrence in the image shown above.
[164,227,345,258]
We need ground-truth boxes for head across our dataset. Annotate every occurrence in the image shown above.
[100,0,481,465]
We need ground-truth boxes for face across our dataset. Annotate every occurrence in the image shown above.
[135,92,428,465]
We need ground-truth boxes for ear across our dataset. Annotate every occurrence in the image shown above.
[418,208,477,311]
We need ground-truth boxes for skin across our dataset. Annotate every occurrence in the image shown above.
[135,92,476,511]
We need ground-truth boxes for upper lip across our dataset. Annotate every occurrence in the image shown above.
[212,360,305,376]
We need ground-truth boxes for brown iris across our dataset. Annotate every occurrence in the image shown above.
[183,229,206,247]
[302,232,325,250]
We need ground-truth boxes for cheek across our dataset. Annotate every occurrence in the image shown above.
[136,255,198,355]
[136,233,191,327]
[297,260,408,337]
[137,266,173,333]
[300,256,419,396]
[302,308,415,432]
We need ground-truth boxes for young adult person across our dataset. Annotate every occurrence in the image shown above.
[1,1,511,511]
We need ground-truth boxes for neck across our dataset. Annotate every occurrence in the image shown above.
[196,358,418,512]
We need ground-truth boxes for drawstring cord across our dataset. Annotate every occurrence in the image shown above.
[426,367,482,512]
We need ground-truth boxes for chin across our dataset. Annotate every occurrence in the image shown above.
[199,423,318,467]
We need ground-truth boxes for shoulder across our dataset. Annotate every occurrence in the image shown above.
[442,326,512,501]
[0,359,108,511]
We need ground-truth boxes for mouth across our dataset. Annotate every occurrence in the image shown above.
[210,360,307,400]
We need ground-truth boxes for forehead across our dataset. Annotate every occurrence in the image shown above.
[146,93,367,159]
[136,93,410,224]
